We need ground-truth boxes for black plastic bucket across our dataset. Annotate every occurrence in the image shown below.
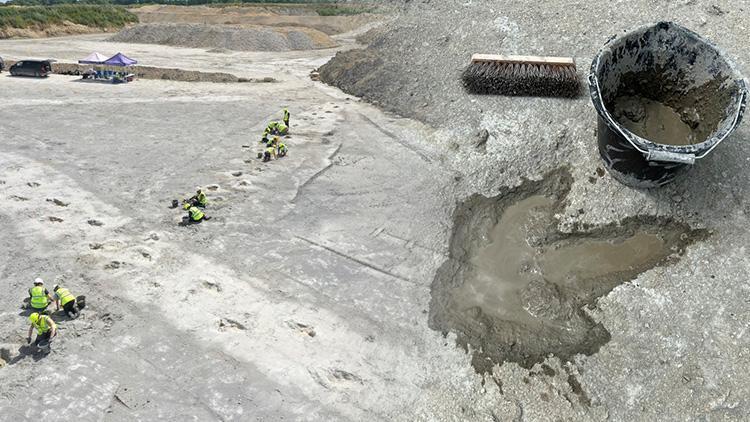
[589,22,747,188]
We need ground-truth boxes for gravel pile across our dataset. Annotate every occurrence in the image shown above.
[110,23,336,52]
[319,1,746,138]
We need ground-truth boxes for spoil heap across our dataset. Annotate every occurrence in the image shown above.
[110,23,337,52]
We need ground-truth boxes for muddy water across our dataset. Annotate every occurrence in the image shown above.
[613,95,699,146]
[429,173,705,371]
[452,195,672,332]
[452,196,551,326]
[540,231,666,285]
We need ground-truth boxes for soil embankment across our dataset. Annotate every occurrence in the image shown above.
[109,22,336,52]
[3,60,271,83]
[0,5,137,39]
[131,4,379,35]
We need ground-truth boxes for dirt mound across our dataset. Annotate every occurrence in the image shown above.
[131,5,381,35]
[0,22,113,39]
[4,60,273,83]
[110,23,337,52]
[318,1,747,137]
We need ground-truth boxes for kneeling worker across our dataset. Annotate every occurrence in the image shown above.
[189,188,208,208]
[184,203,208,223]
[27,312,56,351]
[263,145,277,162]
[277,141,288,157]
[53,285,81,319]
[264,121,279,137]
[28,278,52,314]
[283,107,290,127]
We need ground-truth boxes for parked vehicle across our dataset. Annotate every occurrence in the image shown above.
[0,56,4,73]
[9,60,53,77]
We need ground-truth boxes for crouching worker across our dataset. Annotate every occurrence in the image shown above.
[264,121,279,137]
[28,278,52,314]
[188,188,208,208]
[277,142,288,158]
[53,285,83,319]
[27,312,56,353]
[183,203,209,224]
[263,145,276,162]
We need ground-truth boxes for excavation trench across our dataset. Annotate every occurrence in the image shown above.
[429,170,706,372]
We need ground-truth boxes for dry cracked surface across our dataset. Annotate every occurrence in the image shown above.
[1,2,750,420]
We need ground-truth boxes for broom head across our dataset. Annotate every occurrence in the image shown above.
[462,54,581,98]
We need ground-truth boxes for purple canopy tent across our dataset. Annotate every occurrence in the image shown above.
[101,53,137,83]
[103,53,137,67]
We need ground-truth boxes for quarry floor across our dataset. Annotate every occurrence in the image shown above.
[0,29,749,422]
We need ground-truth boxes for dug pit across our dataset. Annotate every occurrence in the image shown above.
[429,170,705,372]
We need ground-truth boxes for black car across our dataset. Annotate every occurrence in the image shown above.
[9,60,52,77]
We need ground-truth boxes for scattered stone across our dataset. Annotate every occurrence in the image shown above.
[231,171,243,177]
[27,182,40,187]
[148,232,159,241]
[104,261,122,270]
[364,335,375,342]
[201,281,222,292]
[47,198,69,207]
[87,219,104,226]
[596,167,606,177]
[475,129,489,150]
[140,252,151,260]
[707,4,726,15]
[206,185,219,191]
[48,216,64,223]
[218,318,247,331]
[10,195,29,201]
[671,195,683,203]
[286,321,316,337]
[330,369,362,383]
[89,243,103,250]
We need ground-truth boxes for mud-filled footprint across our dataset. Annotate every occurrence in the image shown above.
[429,169,706,371]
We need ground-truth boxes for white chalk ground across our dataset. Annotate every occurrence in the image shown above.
[0,34,491,421]
[0,25,749,422]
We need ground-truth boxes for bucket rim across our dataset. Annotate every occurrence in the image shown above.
[588,21,748,163]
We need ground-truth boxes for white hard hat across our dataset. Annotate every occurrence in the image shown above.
[34,278,44,285]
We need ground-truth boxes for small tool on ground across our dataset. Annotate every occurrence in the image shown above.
[462,54,580,97]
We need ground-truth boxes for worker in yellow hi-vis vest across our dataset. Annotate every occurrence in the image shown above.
[27,312,57,353]
[28,278,52,314]
[53,285,84,319]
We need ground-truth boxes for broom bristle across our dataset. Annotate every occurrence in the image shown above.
[462,60,581,98]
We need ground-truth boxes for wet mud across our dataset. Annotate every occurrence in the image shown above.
[605,70,734,147]
[429,170,706,372]
[613,96,697,146]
